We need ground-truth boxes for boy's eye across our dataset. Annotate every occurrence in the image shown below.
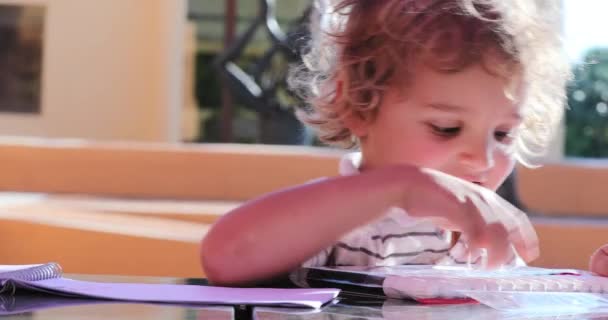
[495,130,514,143]
[430,124,461,137]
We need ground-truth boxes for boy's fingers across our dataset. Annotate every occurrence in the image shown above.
[464,223,511,269]
[454,199,487,242]
[484,192,539,263]
[508,220,540,262]
[590,245,608,276]
[499,204,539,262]
[483,224,512,268]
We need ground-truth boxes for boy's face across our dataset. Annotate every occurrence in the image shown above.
[353,61,524,191]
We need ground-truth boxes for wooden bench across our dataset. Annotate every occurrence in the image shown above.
[0,138,342,200]
[518,161,608,269]
[0,138,342,277]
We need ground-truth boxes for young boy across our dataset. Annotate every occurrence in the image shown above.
[201,0,570,286]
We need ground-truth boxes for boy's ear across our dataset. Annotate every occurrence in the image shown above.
[334,77,370,138]
[343,113,370,138]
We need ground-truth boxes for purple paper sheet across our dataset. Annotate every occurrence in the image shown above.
[12,278,339,309]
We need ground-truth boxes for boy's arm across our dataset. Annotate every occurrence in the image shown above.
[200,166,415,286]
[200,165,538,286]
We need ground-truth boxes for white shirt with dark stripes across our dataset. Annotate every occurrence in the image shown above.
[302,152,524,268]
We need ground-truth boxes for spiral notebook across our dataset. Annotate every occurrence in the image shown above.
[290,265,608,304]
[0,263,339,309]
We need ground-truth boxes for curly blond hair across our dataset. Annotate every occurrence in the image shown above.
[289,0,571,163]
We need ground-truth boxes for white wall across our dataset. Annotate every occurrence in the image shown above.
[0,0,186,142]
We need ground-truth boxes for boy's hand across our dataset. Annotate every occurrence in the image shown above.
[590,244,608,276]
[400,167,539,268]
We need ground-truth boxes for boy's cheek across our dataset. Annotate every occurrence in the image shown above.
[590,245,608,276]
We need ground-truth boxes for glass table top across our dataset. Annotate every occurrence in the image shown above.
[1,274,607,320]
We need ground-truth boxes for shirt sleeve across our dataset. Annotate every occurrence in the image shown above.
[301,246,333,268]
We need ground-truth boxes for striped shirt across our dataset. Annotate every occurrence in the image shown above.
[302,152,524,268]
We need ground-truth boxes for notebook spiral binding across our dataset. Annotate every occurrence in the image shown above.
[1,263,63,282]
[0,263,63,295]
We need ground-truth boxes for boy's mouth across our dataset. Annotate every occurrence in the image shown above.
[458,174,485,187]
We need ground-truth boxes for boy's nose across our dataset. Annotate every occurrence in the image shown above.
[460,140,495,171]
